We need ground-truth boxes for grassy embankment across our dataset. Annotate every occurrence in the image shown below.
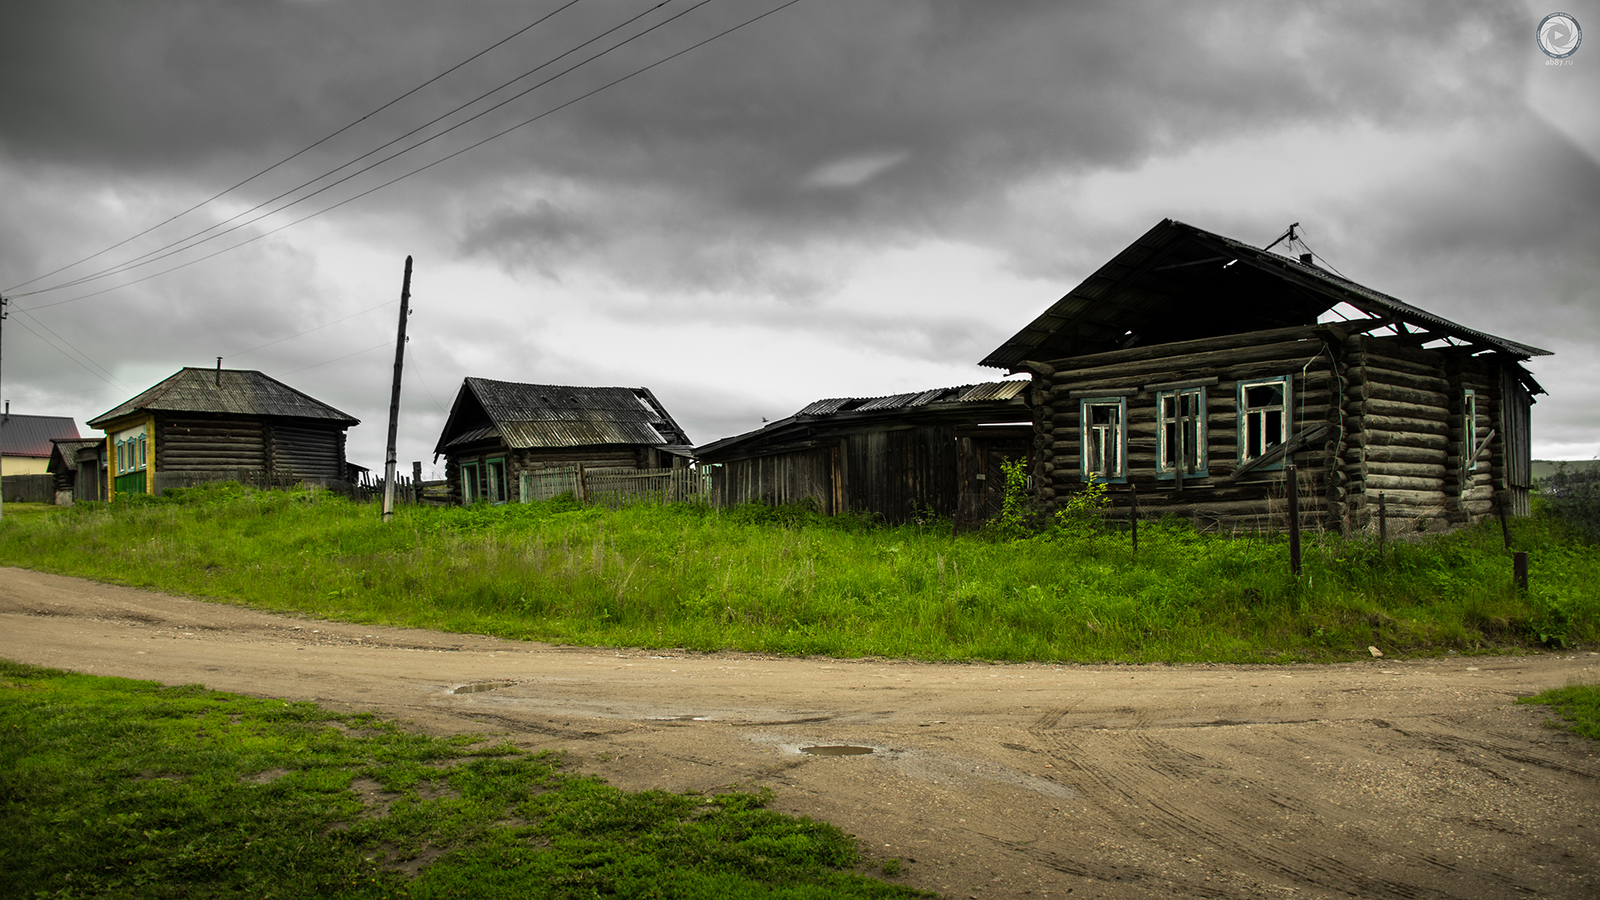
[1,483,1596,661]
[0,659,921,899]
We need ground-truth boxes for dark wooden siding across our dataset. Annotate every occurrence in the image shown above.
[1035,325,1342,532]
[270,423,345,481]
[445,443,666,505]
[710,446,836,513]
[157,416,267,470]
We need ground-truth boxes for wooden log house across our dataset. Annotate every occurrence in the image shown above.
[980,219,1549,534]
[86,367,360,499]
[46,438,104,503]
[433,378,693,505]
[693,381,1031,526]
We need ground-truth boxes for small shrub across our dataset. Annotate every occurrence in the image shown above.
[1538,460,1600,542]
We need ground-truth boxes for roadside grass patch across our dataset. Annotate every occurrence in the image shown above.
[1,482,1596,662]
[0,659,922,899]
[1517,683,1600,742]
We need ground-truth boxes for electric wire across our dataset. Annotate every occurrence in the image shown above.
[223,300,394,360]
[12,0,686,300]
[14,0,802,314]
[4,313,127,390]
[2,0,587,294]
[278,339,396,377]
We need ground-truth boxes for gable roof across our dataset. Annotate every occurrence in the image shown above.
[0,414,81,458]
[47,438,102,473]
[979,218,1551,371]
[433,378,693,456]
[695,381,1029,461]
[87,368,359,428]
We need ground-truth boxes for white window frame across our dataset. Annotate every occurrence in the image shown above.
[1156,387,1207,479]
[1238,376,1291,468]
[486,458,507,504]
[1079,397,1127,483]
[1463,389,1481,471]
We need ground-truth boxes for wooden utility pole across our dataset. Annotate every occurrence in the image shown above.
[0,295,8,521]
[382,257,413,522]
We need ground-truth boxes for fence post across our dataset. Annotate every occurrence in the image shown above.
[1378,491,1387,559]
[1513,551,1529,593]
[1287,464,1301,576]
[1129,482,1139,558]
[1496,493,1512,550]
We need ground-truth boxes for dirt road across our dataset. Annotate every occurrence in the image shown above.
[2,567,1596,899]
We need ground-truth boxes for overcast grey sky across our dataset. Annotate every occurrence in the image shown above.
[3,0,1597,474]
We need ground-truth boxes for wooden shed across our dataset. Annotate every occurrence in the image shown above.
[980,219,1549,534]
[46,438,103,503]
[694,382,1031,526]
[86,367,360,499]
[433,378,693,505]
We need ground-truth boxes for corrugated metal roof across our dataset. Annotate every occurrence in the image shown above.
[980,218,1551,370]
[434,378,692,453]
[0,415,81,458]
[694,380,1031,460]
[797,382,1027,418]
[88,368,358,427]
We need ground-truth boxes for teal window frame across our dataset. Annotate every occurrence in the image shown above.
[1156,387,1207,479]
[1237,376,1291,470]
[486,457,508,504]
[460,461,481,504]
[1079,397,1128,483]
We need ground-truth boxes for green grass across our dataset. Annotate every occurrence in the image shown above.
[1,483,1596,663]
[1518,683,1600,742]
[0,658,924,899]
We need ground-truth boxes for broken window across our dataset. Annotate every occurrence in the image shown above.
[1080,397,1127,482]
[1461,389,1481,493]
[486,458,508,504]
[1238,377,1289,465]
[1157,387,1206,478]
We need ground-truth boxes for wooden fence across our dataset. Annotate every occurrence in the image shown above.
[1,474,54,504]
[516,465,710,507]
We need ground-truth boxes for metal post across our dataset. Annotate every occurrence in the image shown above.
[382,257,413,521]
[1287,464,1301,576]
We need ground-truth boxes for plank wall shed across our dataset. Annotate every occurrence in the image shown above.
[693,382,1031,526]
[47,438,104,503]
[87,367,359,499]
[981,219,1549,534]
[433,378,693,505]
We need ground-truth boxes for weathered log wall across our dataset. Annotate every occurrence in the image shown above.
[445,443,671,505]
[1032,325,1344,533]
[156,415,350,484]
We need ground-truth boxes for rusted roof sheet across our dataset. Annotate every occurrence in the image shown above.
[435,378,692,454]
[88,368,358,427]
[0,414,81,457]
[980,218,1551,370]
[695,381,1030,460]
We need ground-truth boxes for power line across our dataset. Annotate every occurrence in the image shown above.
[278,339,396,377]
[13,0,685,300]
[5,311,127,389]
[223,300,394,360]
[13,0,803,313]
[3,0,588,294]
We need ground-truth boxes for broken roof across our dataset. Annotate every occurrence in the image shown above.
[0,414,81,458]
[695,381,1029,460]
[88,368,359,427]
[433,378,693,456]
[980,218,1551,371]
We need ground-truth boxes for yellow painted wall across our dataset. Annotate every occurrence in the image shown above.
[0,456,50,475]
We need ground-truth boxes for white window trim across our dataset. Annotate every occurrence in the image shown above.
[1156,386,1207,479]
[1237,376,1291,469]
[1079,396,1128,483]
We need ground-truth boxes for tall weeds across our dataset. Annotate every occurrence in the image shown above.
[2,483,1595,662]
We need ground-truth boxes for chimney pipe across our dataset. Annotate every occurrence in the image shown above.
[216,357,222,387]
[1299,252,1314,267]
